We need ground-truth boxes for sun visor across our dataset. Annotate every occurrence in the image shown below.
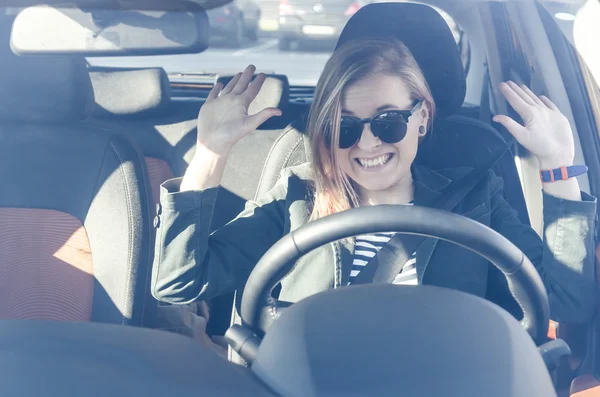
[10,4,210,56]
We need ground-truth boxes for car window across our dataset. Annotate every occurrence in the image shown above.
[539,0,600,134]
[538,0,586,44]
[86,1,468,86]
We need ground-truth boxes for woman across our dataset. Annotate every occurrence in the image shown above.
[151,38,597,324]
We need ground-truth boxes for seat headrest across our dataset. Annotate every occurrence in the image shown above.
[0,55,92,122]
[0,17,92,122]
[216,74,290,115]
[90,67,172,118]
[336,3,466,117]
[0,55,93,123]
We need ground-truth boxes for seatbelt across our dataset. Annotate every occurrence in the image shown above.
[480,63,492,124]
[352,136,516,285]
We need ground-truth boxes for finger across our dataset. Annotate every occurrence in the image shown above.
[493,114,528,144]
[499,82,533,116]
[506,81,537,106]
[232,64,257,95]
[207,82,222,101]
[242,72,267,103]
[244,107,282,131]
[539,95,559,111]
[221,72,242,95]
[520,84,545,106]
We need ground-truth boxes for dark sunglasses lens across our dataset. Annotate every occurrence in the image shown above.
[339,118,363,149]
[371,112,408,144]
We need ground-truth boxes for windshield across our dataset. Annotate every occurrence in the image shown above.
[86,1,465,86]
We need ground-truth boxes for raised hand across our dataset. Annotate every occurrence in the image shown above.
[197,64,282,155]
[493,81,574,168]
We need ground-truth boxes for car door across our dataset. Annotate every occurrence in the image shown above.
[501,0,600,394]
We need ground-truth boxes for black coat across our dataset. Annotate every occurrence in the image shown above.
[151,162,597,324]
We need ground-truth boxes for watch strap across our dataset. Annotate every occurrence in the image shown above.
[540,165,588,183]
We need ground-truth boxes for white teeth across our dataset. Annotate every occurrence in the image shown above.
[357,154,392,168]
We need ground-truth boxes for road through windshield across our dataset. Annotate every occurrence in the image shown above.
[88,1,462,86]
[89,38,333,86]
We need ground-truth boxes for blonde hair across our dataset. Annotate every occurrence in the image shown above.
[308,37,436,221]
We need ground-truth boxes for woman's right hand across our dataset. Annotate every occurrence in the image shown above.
[197,64,282,155]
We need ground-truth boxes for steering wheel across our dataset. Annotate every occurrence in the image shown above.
[236,205,550,350]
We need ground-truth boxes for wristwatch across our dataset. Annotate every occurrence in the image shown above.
[539,165,588,183]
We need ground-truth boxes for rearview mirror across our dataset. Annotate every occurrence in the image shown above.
[10,4,210,56]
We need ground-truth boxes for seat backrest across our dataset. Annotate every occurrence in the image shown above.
[0,22,154,326]
[571,374,600,396]
[90,68,291,225]
[255,118,313,198]
[89,66,178,207]
[90,68,292,335]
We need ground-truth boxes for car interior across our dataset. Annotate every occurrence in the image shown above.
[0,0,599,395]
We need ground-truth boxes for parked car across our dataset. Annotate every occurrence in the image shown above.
[2,0,600,395]
[277,0,370,50]
[208,0,261,47]
[255,0,281,34]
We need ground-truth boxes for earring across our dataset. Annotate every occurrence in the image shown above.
[419,126,426,136]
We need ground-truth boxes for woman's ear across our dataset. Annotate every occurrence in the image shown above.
[419,106,429,123]
[418,104,430,136]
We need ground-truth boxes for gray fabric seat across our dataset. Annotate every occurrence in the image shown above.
[89,67,292,334]
[89,68,291,228]
[0,19,155,326]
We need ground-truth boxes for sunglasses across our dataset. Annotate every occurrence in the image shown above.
[328,100,423,149]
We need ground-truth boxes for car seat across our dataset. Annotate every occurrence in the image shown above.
[89,67,292,335]
[0,19,154,326]
[90,67,291,230]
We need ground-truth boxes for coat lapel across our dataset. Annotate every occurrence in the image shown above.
[373,165,472,283]
[411,165,452,281]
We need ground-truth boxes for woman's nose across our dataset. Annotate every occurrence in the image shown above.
[356,124,380,150]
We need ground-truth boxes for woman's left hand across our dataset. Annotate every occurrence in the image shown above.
[492,81,574,168]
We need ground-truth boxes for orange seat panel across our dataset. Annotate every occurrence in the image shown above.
[571,375,600,396]
[0,209,94,321]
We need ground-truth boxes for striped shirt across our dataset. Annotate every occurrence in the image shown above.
[349,202,418,286]
[349,233,418,285]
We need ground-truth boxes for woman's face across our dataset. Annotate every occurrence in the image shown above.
[335,74,426,197]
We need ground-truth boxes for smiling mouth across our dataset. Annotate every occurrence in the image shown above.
[355,153,393,169]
